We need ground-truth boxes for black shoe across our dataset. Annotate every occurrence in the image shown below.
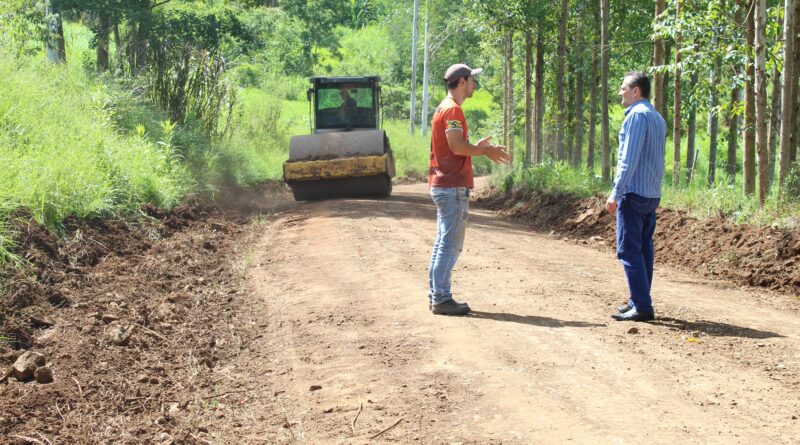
[617,303,633,313]
[431,299,471,316]
[611,308,655,322]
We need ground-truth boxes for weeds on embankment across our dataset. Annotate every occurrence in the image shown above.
[494,162,800,229]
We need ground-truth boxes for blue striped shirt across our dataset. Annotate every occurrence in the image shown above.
[610,99,667,201]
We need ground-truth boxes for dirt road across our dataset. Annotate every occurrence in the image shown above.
[206,181,799,444]
[4,180,798,444]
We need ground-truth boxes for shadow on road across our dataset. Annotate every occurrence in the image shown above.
[468,311,605,328]
[650,317,784,339]
[302,191,535,237]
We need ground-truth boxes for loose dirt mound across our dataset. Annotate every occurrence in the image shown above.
[477,185,800,296]
[0,182,292,444]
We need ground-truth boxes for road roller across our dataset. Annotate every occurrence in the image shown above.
[283,76,396,201]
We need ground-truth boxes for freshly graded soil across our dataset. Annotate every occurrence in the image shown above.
[1,179,798,444]
[476,184,800,295]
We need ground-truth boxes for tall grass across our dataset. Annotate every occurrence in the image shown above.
[0,26,195,263]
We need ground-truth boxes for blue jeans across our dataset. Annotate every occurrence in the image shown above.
[428,187,470,305]
[616,193,660,313]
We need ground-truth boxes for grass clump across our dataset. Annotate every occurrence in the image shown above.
[497,162,606,198]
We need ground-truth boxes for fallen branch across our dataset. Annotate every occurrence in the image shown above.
[351,402,363,435]
[370,418,403,440]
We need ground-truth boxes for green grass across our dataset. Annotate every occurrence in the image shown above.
[0,52,192,221]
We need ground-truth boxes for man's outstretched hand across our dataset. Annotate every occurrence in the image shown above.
[477,136,511,164]
[605,196,618,214]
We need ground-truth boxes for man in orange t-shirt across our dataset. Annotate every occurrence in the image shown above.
[427,64,510,316]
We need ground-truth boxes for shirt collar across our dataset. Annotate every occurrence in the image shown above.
[624,99,650,115]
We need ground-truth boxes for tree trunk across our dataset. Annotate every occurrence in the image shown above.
[653,0,666,117]
[421,0,431,136]
[96,13,110,71]
[743,0,756,195]
[555,0,569,161]
[587,17,600,172]
[755,0,769,206]
[600,0,610,181]
[768,67,782,187]
[663,41,672,131]
[672,1,683,188]
[686,72,697,184]
[567,70,576,163]
[779,0,797,187]
[409,0,419,133]
[727,86,741,184]
[45,1,66,64]
[792,0,800,167]
[708,57,721,187]
[524,30,533,167]
[135,20,150,72]
[505,30,515,164]
[503,34,510,155]
[535,28,545,164]
[113,22,123,74]
[575,61,585,169]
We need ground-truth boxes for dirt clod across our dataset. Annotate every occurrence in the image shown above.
[12,351,46,381]
[108,324,135,346]
[34,366,53,384]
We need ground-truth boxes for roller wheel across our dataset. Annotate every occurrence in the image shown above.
[289,175,392,201]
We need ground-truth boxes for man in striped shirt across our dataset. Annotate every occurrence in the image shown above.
[605,71,667,322]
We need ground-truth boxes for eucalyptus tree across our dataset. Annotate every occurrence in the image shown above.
[587,7,600,172]
[409,0,419,133]
[555,0,569,161]
[600,0,610,181]
[671,0,683,188]
[653,0,667,117]
[744,0,756,195]
[779,0,797,187]
[755,0,768,206]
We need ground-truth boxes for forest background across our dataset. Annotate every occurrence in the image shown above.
[1,0,799,265]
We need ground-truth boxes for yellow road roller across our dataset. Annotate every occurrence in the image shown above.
[283,76,395,201]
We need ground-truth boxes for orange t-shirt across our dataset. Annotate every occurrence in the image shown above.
[428,97,473,188]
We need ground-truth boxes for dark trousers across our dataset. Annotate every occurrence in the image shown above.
[616,193,660,313]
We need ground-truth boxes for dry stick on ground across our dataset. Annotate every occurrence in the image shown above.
[370,418,403,440]
[11,435,47,445]
[72,377,83,397]
[189,433,214,444]
[200,384,260,400]
[134,323,173,344]
[351,402,363,435]
[55,403,66,421]
[34,432,53,445]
